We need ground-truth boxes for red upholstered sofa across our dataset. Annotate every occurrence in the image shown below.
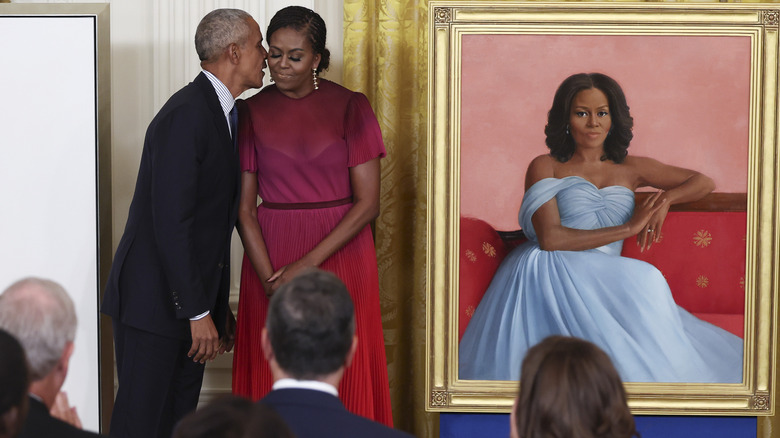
[458,208,747,341]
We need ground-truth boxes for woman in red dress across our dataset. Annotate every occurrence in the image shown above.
[231,6,393,426]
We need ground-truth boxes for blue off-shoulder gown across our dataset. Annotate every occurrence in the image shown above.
[458,176,743,383]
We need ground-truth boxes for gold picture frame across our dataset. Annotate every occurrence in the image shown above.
[426,1,779,415]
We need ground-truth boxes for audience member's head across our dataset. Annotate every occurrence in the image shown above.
[0,278,77,408]
[512,336,638,438]
[173,395,294,438]
[262,269,357,383]
[0,329,29,438]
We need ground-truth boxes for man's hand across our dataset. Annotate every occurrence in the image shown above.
[218,310,236,354]
[188,314,219,363]
[50,391,83,429]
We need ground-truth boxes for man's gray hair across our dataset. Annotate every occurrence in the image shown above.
[0,277,77,381]
[195,8,253,62]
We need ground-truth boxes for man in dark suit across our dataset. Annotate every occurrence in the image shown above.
[259,269,413,438]
[0,277,102,438]
[100,8,267,438]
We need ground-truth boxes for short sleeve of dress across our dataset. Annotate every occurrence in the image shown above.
[237,99,257,173]
[519,178,579,242]
[344,92,387,167]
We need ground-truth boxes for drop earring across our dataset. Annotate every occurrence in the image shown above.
[312,68,319,90]
[565,124,570,135]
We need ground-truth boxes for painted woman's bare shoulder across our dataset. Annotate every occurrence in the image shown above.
[525,154,556,190]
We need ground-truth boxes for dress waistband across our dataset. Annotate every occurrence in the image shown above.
[261,196,353,210]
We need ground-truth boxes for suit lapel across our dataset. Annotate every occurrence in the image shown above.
[193,73,241,226]
[194,72,232,146]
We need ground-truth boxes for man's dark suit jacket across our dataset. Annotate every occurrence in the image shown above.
[260,388,414,438]
[18,396,101,438]
[102,72,239,339]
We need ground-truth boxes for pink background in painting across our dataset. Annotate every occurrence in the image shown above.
[460,35,751,231]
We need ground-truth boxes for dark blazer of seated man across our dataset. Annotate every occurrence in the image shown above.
[259,269,414,438]
[0,278,101,438]
[0,328,29,438]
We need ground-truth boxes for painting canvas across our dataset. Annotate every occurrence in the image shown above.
[426,2,779,415]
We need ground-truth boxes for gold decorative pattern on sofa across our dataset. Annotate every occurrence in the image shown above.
[694,229,713,248]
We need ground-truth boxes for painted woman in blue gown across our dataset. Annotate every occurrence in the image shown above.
[459,73,743,383]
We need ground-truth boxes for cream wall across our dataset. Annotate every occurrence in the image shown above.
[10,0,344,417]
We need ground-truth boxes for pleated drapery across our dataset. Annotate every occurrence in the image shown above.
[343,0,434,436]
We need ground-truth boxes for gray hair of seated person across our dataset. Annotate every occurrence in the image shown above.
[195,8,253,63]
[173,395,294,438]
[0,278,77,381]
[515,336,639,438]
[266,268,355,379]
[0,328,29,438]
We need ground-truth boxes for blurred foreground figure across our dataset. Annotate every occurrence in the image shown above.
[258,269,412,438]
[511,336,639,438]
[173,395,293,438]
[0,277,101,437]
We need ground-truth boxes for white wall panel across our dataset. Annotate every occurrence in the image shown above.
[0,10,106,433]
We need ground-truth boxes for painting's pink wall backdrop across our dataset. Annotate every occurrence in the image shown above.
[460,35,750,230]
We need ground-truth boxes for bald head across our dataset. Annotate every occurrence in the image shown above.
[0,278,77,381]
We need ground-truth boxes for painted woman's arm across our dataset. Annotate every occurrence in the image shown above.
[628,156,715,251]
[526,155,666,251]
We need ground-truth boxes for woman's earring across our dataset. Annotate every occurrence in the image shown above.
[312,68,319,90]
[565,124,570,135]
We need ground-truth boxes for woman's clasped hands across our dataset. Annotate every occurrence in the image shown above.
[264,258,315,297]
[630,190,670,252]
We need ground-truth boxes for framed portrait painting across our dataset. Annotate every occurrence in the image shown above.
[426,2,780,415]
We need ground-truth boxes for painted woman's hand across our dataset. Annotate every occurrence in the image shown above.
[637,191,671,252]
[626,191,667,241]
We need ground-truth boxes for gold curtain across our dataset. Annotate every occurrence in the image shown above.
[343,0,435,436]
[343,1,777,437]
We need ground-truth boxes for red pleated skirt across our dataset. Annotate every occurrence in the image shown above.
[232,204,393,426]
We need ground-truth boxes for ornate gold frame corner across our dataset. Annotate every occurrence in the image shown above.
[426,1,779,415]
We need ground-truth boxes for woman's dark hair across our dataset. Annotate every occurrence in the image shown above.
[545,73,633,163]
[173,395,294,438]
[267,6,330,72]
[515,336,639,438]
